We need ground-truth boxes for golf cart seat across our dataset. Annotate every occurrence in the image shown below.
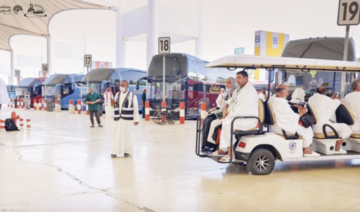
[335,104,360,139]
[234,98,265,135]
[264,102,301,140]
[351,134,360,138]
[307,104,339,139]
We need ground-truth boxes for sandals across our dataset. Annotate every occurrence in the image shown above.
[218,155,235,163]
[208,151,226,157]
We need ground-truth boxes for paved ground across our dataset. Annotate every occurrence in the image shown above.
[0,106,359,212]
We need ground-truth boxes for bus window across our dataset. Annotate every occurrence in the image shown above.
[62,83,73,98]
[110,71,120,85]
[187,59,198,81]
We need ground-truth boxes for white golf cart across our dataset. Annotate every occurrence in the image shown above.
[195,54,360,175]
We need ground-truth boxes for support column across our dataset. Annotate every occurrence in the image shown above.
[116,0,126,67]
[46,35,53,75]
[146,0,158,68]
[10,49,15,85]
[195,0,204,59]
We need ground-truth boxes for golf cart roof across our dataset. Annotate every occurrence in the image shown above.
[205,54,360,73]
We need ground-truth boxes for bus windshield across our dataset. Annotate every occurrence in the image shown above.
[44,86,56,96]
[277,70,355,97]
[16,87,29,96]
[147,79,185,100]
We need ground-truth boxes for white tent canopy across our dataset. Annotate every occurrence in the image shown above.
[206,54,360,72]
[0,0,110,51]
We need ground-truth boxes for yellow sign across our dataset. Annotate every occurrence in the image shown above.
[209,85,221,93]
[254,30,290,81]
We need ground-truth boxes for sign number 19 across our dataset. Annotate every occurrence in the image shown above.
[338,0,360,25]
[342,1,359,20]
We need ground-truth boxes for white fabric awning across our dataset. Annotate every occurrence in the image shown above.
[0,0,110,51]
[205,54,360,73]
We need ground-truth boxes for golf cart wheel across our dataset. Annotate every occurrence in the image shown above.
[247,148,275,175]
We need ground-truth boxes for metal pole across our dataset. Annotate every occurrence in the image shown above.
[87,66,89,91]
[162,54,165,102]
[340,25,350,98]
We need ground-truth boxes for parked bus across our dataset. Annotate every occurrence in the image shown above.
[6,85,16,99]
[281,37,357,98]
[81,68,147,111]
[137,53,237,119]
[16,77,46,107]
[43,74,85,109]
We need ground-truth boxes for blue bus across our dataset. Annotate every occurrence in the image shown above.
[81,68,147,112]
[6,85,16,99]
[43,74,85,109]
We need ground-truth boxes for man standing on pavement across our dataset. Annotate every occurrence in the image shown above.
[141,88,146,119]
[85,88,103,128]
[111,80,139,158]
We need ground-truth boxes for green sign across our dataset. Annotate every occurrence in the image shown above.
[234,47,245,55]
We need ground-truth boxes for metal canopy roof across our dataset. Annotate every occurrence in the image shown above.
[43,74,68,86]
[281,37,356,61]
[0,0,110,51]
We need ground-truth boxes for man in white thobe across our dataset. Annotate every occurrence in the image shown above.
[0,78,9,110]
[308,87,352,154]
[343,80,360,134]
[103,87,114,118]
[215,71,259,162]
[24,92,31,110]
[111,80,139,158]
[269,85,319,157]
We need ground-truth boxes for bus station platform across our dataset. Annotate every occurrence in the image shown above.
[0,107,359,212]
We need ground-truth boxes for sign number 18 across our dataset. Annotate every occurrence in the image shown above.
[158,37,171,54]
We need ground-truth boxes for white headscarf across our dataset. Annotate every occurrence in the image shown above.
[290,88,305,103]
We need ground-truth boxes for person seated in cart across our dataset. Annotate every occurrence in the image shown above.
[212,71,259,163]
[343,80,360,135]
[269,85,320,157]
[308,87,352,154]
[207,77,237,148]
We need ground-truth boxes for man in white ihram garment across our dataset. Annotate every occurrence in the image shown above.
[103,87,114,118]
[0,78,9,111]
[308,87,352,154]
[111,80,139,158]
[269,85,319,157]
[214,71,259,163]
[343,80,360,134]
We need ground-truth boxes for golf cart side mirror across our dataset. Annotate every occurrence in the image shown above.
[136,81,140,90]
[136,77,148,90]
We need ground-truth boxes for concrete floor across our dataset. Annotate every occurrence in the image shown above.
[0,106,360,212]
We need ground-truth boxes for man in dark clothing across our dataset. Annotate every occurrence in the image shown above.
[85,88,103,128]
[141,88,146,119]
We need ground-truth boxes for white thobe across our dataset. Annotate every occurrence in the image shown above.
[216,93,225,108]
[308,93,352,139]
[111,91,139,155]
[219,81,258,150]
[24,94,31,110]
[343,92,360,134]
[207,90,235,147]
[269,96,314,148]
[0,78,9,105]
[290,88,305,104]
[103,91,114,118]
